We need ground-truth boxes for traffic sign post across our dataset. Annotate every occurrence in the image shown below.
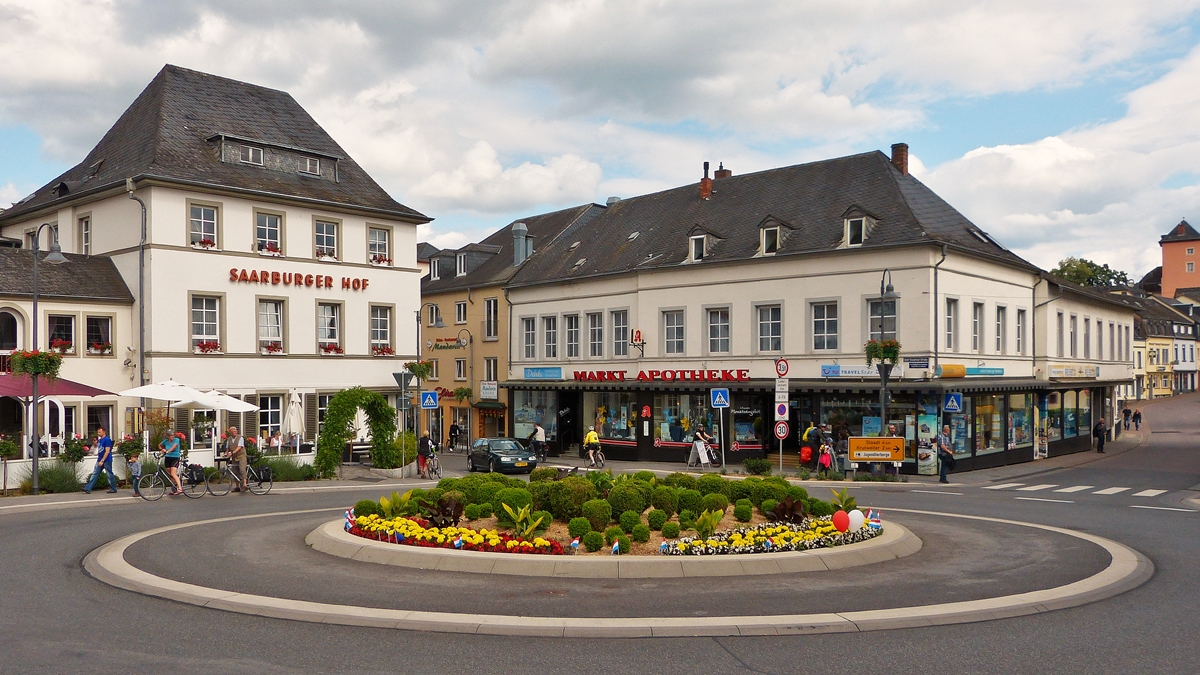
[943,393,963,413]
[774,402,788,421]
[774,420,789,474]
[420,391,439,409]
[711,389,730,470]
[774,358,789,377]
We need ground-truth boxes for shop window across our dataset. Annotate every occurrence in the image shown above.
[455,302,467,324]
[48,315,75,353]
[513,390,557,441]
[819,394,880,438]
[584,392,638,441]
[653,394,718,446]
[544,316,558,358]
[945,396,971,459]
[190,204,218,247]
[1078,390,1091,435]
[588,313,603,357]
[732,395,764,447]
[757,305,781,352]
[86,316,112,354]
[191,296,220,351]
[868,299,896,342]
[370,306,391,351]
[813,302,838,350]
[259,395,282,441]
[485,298,499,339]
[664,310,685,354]
[315,220,338,259]
[317,303,340,351]
[522,318,536,359]
[945,299,957,351]
[708,308,730,353]
[256,212,282,254]
[258,300,284,353]
[1063,390,1078,438]
[973,394,1004,455]
[1007,394,1033,449]
[565,315,580,357]
[612,310,629,356]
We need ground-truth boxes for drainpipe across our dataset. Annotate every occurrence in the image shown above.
[126,179,147,401]
[932,245,948,376]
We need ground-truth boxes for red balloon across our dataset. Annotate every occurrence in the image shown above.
[832,510,850,532]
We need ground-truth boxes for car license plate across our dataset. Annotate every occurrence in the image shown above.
[515,462,528,467]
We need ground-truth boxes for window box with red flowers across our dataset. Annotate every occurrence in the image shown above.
[320,342,344,355]
[194,340,222,354]
[316,250,339,262]
[371,344,395,357]
[49,338,74,355]
[191,238,217,250]
[87,342,114,356]
[370,254,393,267]
[257,241,282,257]
[260,341,284,355]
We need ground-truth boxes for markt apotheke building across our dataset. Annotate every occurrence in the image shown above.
[501,149,1136,473]
[0,65,427,453]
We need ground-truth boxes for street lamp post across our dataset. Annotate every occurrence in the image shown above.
[876,269,900,445]
[415,303,445,442]
[457,328,474,450]
[28,223,69,495]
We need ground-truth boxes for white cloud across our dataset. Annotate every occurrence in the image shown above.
[0,182,24,206]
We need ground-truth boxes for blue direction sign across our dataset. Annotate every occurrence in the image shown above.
[943,393,963,413]
[420,391,440,409]
[710,388,730,408]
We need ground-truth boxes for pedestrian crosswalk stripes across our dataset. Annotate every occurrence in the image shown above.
[1016,484,1057,491]
[1054,485,1095,493]
[1093,487,1131,495]
[1132,489,1167,497]
[983,483,1024,490]
[979,483,1169,498]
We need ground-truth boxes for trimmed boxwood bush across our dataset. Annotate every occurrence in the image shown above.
[463,503,481,520]
[700,493,729,514]
[631,523,650,543]
[494,488,534,524]
[628,479,655,505]
[529,466,559,482]
[568,517,593,538]
[616,534,631,554]
[423,488,446,506]
[606,485,645,516]
[663,472,697,490]
[531,510,553,532]
[743,457,772,475]
[442,490,466,507]
[436,477,461,492]
[661,521,681,539]
[735,498,752,508]
[729,480,754,504]
[647,509,668,531]
[807,498,835,517]
[787,485,809,502]
[582,499,613,531]
[733,504,752,522]
[487,472,523,487]
[582,531,604,552]
[550,476,599,521]
[696,473,730,497]
[760,499,778,516]
[650,485,679,515]
[633,470,657,482]
[354,499,382,517]
[604,526,624,546]
[475,481,505,506]
[619,510,641,533]
[678,509,695,525]
[677,489,702,514]
[527,480,563,513]
[757,482,787,507]
[477,503,494,518]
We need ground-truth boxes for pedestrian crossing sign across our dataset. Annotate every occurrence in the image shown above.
[943,393,963,413]
[420,391,439,409]
[710,388,730,408]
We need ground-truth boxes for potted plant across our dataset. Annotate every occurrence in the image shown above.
[194,340,222,354]
[370,253,393,266]
[864,339,901,366]
[88,341,113,355]
[371,344,395,356]
[49,338,74,354]
[452,386,473,403]
[403,360,434,382]
[10,349,64,380]
[320,343,344,355]
[316,250,338,261]
[258,241,282,256]
[192,238,216,250]
[261,341,283,355]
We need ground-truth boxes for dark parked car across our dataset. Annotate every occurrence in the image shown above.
[467,437,538,474]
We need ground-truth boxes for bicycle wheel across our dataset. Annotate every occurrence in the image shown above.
[429,456,442,479]
[206,468,233,496]
[181,472,205,499]
[138,473,166,501]
[247,467,272,495]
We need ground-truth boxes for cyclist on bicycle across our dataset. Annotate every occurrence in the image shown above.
[417,431,433,479]
[530,422,547,462]
[584,426,601,467]
[159,431,184,495]
[690,424,714,469]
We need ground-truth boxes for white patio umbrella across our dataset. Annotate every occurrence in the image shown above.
[280,391,305,451]
[119,379,222,407]
[201,391,260,413]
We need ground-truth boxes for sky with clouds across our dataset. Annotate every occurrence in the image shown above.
[3,0,1200,278]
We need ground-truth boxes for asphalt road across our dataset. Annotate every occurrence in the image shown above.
[1,394,1197,675]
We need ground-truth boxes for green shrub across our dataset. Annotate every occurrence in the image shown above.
[581,499,613,531]
[616,534,631,554]
[735,498,752,508]
[628,478,654,505]
[662,472,697,491]
[729,480,754,504]
[442,490,465,506]
[584,469,614,495]
[30,462,82,493]
[487,472,523,487]
[661,521,681,539]
[734,504,752,522]
[786,485,809,502]
[527,480,563,513]
[633,470,657,483]
[424,488,446,505]
[582,531,604,552]
[604,526,624,546]
[619,510,642,533]
[436,477,461,492]
[354,499,382,517]
[606,485,645,516]
[631,523,650,543]
[549,476,598,521]
[677,489,702,514]
[700,493,729,514]
[647,509,668,531]
[260,456,316,482]
[807,498,835,517]
[757,482,787,507]
[477,503,494,518]
[760,499,778,516]
[531,510,553,532]
[493,488,533,524]
[568,517,593,538]
[798,467,811,480]
[464,503,481,520]
[743,458,772,475]
[696,473,730,497]
[678,509,695,525]
[650,485,679,515]
[529,467,559,482]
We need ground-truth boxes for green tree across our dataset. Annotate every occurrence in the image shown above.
[1051,257,1132,287]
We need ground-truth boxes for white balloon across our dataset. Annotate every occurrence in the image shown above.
[848,509,866,532]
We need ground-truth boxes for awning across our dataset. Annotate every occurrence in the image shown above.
[0,373,114,398]
[472,401,507,410]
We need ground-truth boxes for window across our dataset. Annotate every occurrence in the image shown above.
[971,303,983,352]
[427,304,441,326]
[48,315,75,352]
[664,310,685,354]
[241,145,264,165]
[256,212,282,253]
[762,227,779,255]
[258,395,282,439]
[300,157,320,175]
[758,305,782,351]
[1070,315,1078,357]
[86,316,112,353]
[430,258,440,280]
[544,317,558,358]
[690,235,706,262]
[189,205,217,246]
[258,300,284,352]
[870,299,897,342]
[485,357,498,381]
[314,220,338,259]
[456,253,467,277]
[612,311,629,356]
[87,405,112,438]
[1114,324,1120,361]
[370,306,391,350]
[1188,247,1195,255]
[1125,326,1130,361]
[846,218,865,247]
[1188,262,1195,273]
[317,303,340,350]
[996,307,1006,353]
[522,318,536,358]
[429,359,439,380]
[455,302,467,324]
[945,299,957,351]
[191,296,220,350]
[368,228,390,263]
[317,394,333,434]
[565,315,580,358]
[708,308,730,353]
[1056,312,1064,357]
[1016,309,1026,355]
[78,216,91,255]
[455,358,467,380]
[588,313,603,357]
[1083,319,1091,359]
[485,298,498,339]
[813,302,838,350]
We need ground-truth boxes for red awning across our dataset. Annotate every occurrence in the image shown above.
[0,373,115,398]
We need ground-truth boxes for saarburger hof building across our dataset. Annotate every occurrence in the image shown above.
[501,147,1136,474]
[0,65,428,461]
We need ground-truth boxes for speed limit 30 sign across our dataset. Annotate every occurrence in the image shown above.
[774,421,790,440]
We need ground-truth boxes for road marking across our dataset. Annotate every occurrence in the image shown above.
[1130,505,1196,513]
[1054,485,1095,493]
[1132,489,1167,498]
[1016,484,1058,491]
[1015,497,1074,503]
[911,490,963,495]
[1093,487,1131,495]
[983,483,1024,490]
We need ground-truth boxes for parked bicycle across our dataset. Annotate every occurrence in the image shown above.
[206,457,273,495]
[425,446,442,479]
[139,452,205,500]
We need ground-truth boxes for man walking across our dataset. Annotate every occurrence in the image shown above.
[83,427,118,494]
[448,422,460,453]
[223,426,248,492]
[1122,406,1132,430]
[935,424,955,484]
[1093,417,1107,453]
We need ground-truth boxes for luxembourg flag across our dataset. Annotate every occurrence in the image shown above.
[345,510,355,531]
[867,509,882,530]
[454,536,464,549]
[764,538,773,551]
[659,541,668,553]
[611,540,621,555]
[570,537,580,553]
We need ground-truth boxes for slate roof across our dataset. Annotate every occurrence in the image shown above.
[507,151,1035,287]
[416,242,441,262]
[1160,219,1200,244]
[0,65,428,224]
[0,249,134,303]
[422,204,602,294]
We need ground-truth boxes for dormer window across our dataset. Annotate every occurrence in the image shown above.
[690,235,706,262]
[762,227,780,255]
[456,253,467,277]
[430,258,441,280]
[241,145,264,165]
[846,218,865,247]
[300,157,320,175]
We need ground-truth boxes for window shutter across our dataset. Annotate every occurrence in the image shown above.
[305,394,318,442]
[229,398,242,436]
[174,408,188,433]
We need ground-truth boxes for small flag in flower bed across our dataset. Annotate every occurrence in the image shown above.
[570,537,580,553]
[611,540,620,555]
[454,536,463,549]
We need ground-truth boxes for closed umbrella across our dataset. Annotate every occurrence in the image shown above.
[281,391,305,453]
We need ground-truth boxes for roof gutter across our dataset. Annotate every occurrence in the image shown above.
[932,244,948,374]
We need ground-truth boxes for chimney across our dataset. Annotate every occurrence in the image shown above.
[714,162,732,179]
[700,161,712,199]
[512,222,529,266]
[891,143,909,176]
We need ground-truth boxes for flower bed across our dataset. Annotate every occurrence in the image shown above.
[663,517,882,556]
[351,513,565,555]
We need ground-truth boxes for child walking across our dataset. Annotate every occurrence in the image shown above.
[128,451,142,497]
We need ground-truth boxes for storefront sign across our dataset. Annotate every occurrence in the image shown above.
[937,364,1005,378]
[848,437,904,462]
[820,364,904,378]
[430,337,464,350]
[228,268,370,290]
[904,356,930,369]
[523,367,563,380]
[1049,364,1099,378]
[571,369,750,382]
[917,414,939,475]
[480,381,498,400]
